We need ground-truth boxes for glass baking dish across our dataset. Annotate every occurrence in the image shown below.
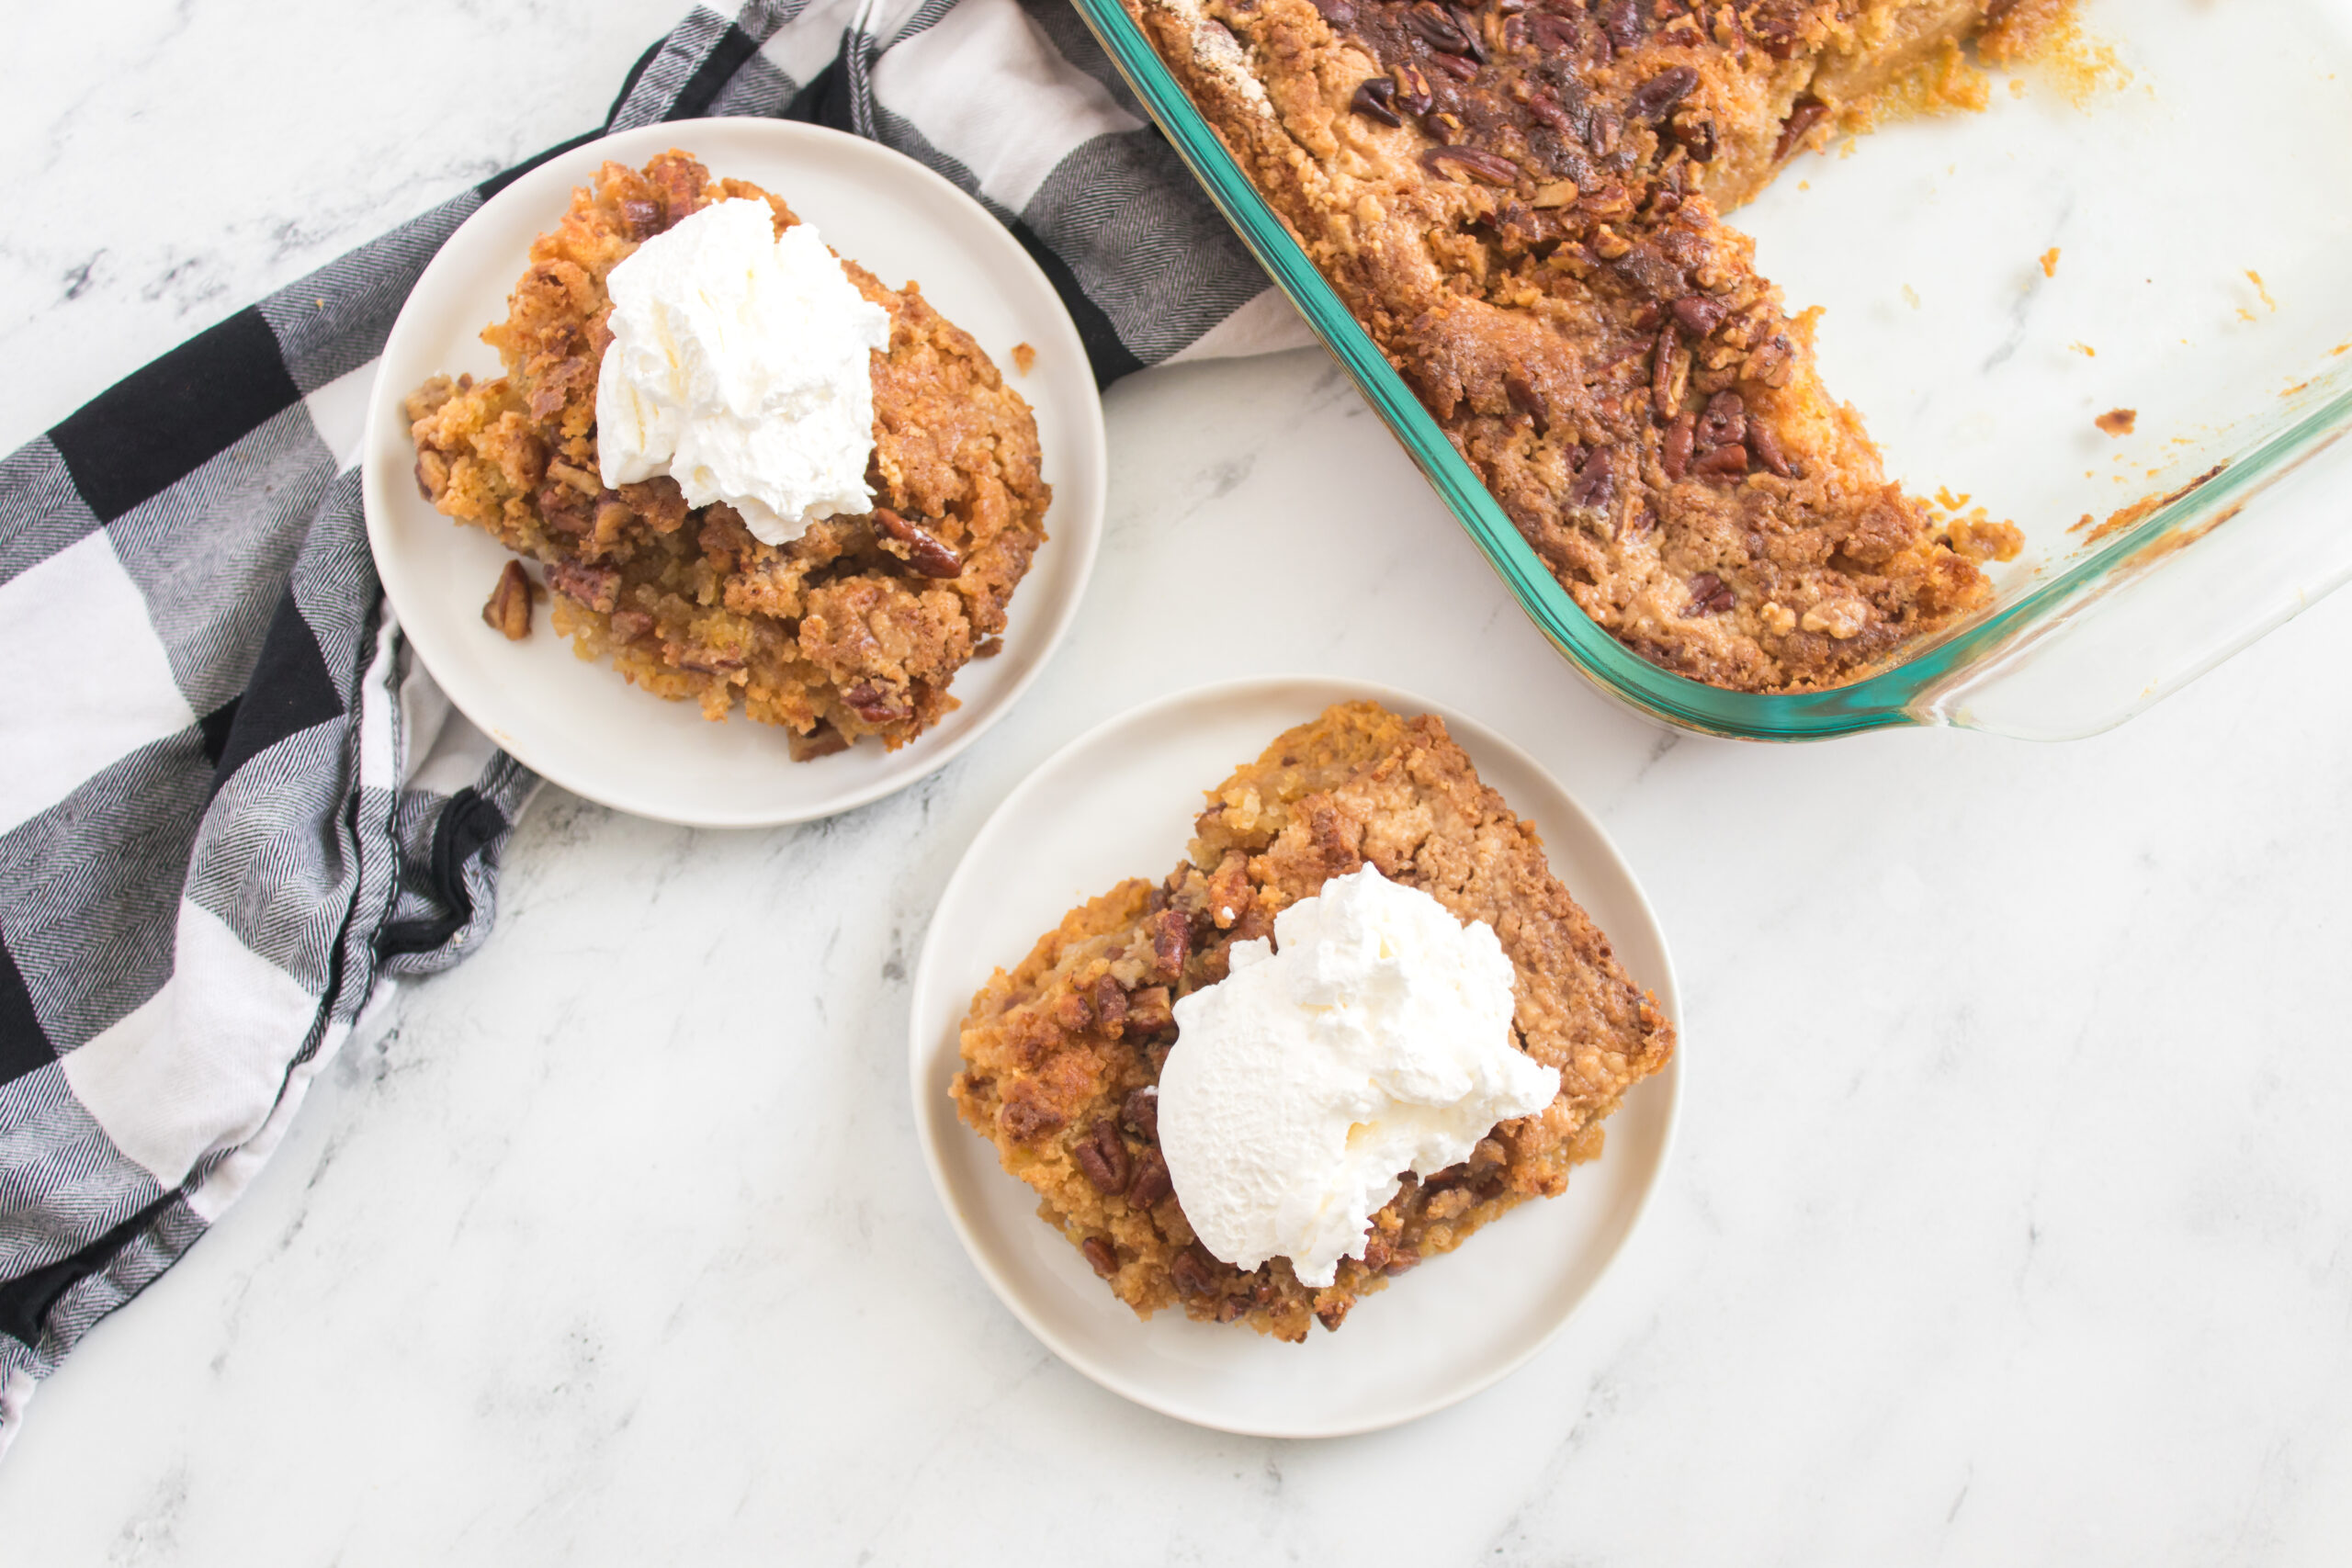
[1070,0,2352,739]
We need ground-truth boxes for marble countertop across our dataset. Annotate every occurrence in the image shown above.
[6,5,2351,1563]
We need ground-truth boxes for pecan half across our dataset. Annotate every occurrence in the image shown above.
[1081,1236,1120,1278]
[1600,0,1649,51]
[1072,1119,1132,1196]
[481,559,536,640]
[1126,1147,1174,1209]
[1628,65,1700,123]
[1420,146,1521,186]
[1748,419,1792,478]
[1405,0,1482,56]
[871,505,963,578]
[1662,412,1696,481]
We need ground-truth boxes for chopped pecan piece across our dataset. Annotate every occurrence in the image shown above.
[546,559,620,613]
[871,506,964,578]
[481,559,537,640]
[1125,985,1175,1037]
[1169,1244,1224,1298]
[1747,419,1792,478]
[1683,570,1737,615]
[1775,96,1830,163]
[1080,1236,1120,1278]
[842,682,908,724]
[1148,909,1192,980]
[1120,1085,1159,1142]
[1627,65,1699,123]
[1126,1147,1174,1209]
[1662,412,1696,481]
[999,1099,1064,1144]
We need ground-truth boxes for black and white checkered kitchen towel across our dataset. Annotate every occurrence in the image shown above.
[0,0,1304,1455]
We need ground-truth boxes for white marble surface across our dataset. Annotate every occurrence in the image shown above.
[6,5,2352,1563]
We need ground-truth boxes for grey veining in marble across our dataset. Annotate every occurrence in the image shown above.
[4,4,2351,1564]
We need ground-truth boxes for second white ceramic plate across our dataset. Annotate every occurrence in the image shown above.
[362,119,1104,827]
[910,676,1681,1437]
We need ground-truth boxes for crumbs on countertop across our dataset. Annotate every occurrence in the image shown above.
[2096,408,2137,436]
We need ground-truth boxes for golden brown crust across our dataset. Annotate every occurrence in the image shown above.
[405,151,1050,753]
[951,701,1675,1340]
[1125,0,2057,690]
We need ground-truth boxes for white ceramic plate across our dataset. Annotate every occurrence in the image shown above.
[910,676,1682,1437]
[361,120,1104,827]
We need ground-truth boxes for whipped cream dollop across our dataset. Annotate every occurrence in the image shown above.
[1156,864,1559,1288]
[594,197,892,546]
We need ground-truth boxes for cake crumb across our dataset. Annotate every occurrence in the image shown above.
[2096,408,2137,436]
[1012,342,1037,375]
[2039,247,2061,278]
[2070,342,2098,357]
[2246,270,2277,312]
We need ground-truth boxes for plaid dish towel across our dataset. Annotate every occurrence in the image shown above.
[0,0,1306,1456]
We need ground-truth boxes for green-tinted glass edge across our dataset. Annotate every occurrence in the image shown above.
[1071,0,2352,740]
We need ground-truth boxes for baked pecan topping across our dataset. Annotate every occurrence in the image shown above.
[1120,1086,1159,1141]
[1747,419,1792,478]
